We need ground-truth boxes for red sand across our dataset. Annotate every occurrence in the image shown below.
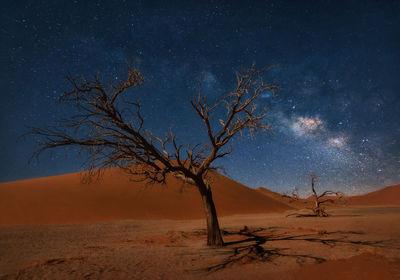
[284,252,400,280]
[1,169,399,227]
[256,187,311,209]
[0,168,292,226]
[257,185,400,208]
[349,184,400,206]
[1,209,399,279]
[1,170,400,279]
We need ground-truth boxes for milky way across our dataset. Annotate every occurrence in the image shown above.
[1,0,399,195]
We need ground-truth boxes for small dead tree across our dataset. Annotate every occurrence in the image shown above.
[281,187,299,203]
[310,174,344,217]
[291,187,300,201]
[30,59,278,247]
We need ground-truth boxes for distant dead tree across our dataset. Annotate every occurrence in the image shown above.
[30,58,278,247]
[310,174,344,217]
[281,187,299,203]
[291,187,300,201]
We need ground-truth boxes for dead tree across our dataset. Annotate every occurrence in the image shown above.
[310,174,344,217]
[30,59,278,247]
[291,187,300,201]
[281,187,299,203]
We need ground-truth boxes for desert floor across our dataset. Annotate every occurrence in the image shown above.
[1,206,400,280]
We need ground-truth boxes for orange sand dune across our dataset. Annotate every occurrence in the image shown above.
[0,169,292,226]
[257,185,400,208]
[349,184,400,206]
[256,187,311,209]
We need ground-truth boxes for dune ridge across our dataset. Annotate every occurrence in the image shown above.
[348,184,400,206]
[1,169,399,227]
[257,185,400,207]
[0,168,292,226]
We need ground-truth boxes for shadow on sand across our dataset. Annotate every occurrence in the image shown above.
[205,226,394,272]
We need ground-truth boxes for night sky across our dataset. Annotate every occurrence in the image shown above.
[1,0,399,196]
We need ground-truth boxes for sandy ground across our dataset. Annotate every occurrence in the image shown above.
[1,206,400,280]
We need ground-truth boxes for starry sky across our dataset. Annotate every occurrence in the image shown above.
[1,0,399,195]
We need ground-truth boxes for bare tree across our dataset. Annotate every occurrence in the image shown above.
[291,187,300,201]
[281,187,299,203]
[30,59,278,247]
[310,174,344,217]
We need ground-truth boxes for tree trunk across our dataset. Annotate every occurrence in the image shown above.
[198,182,224,247]
[314,200,320,213]
[314,201,321,216]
